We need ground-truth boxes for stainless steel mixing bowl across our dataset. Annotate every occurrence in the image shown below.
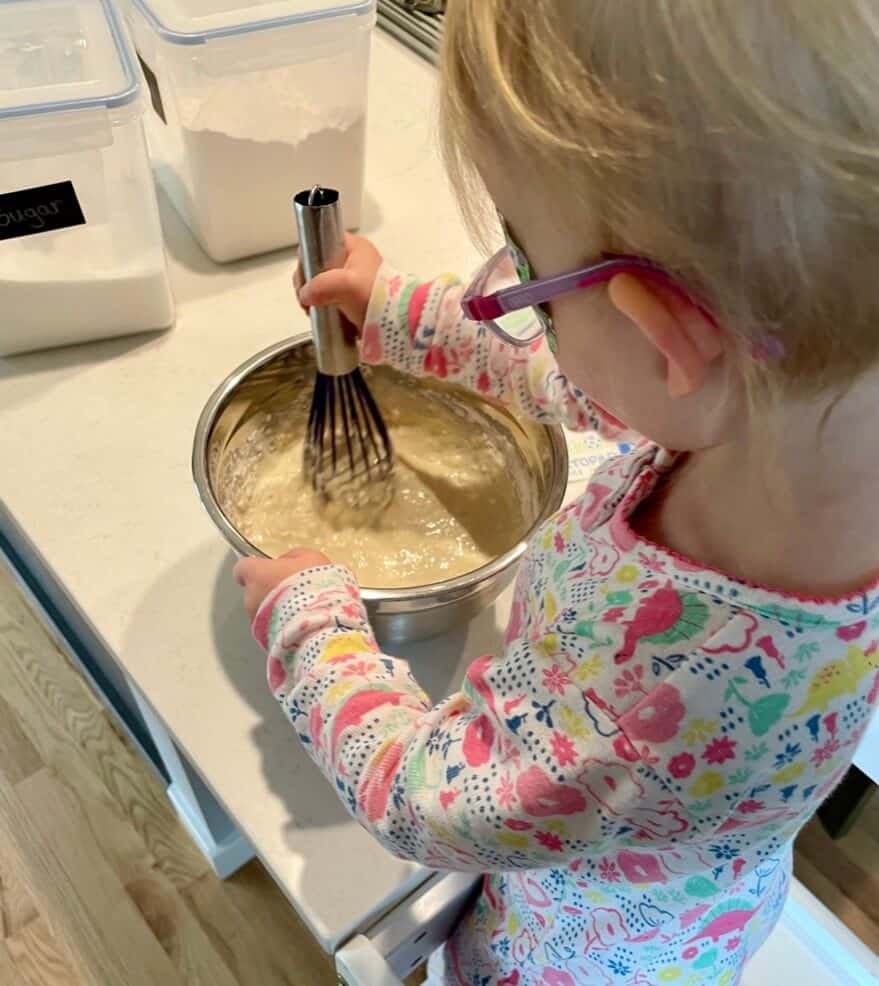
[193,338,568,642]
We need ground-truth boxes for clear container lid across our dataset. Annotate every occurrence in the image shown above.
[0,0,139,120]
[131,0,374,44]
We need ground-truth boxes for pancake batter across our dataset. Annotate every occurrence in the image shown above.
[218,372,536,588]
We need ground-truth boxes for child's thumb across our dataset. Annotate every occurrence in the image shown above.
[298,269,354,308]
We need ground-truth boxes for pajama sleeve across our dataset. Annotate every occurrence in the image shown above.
[253,558,701,872]
[360,262,634,439]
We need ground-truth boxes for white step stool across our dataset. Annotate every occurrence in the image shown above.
[336,875,879,986]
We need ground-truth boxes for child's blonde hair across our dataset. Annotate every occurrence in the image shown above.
[441,0,879,397]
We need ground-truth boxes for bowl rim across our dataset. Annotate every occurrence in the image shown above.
[192,335,569,602]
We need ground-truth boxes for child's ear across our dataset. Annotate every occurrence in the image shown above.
[608,273,723,398]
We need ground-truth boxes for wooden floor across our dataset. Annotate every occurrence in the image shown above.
[793,790,879,956]
[0,561,876,985]
[0,562,337,986]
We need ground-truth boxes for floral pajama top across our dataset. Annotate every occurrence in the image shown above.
[253,264,879,986]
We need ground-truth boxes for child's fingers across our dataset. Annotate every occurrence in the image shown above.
[244,584,261,619]
[293,234,380,328]
[233,556,261,586]
[292,269,310,314]
[298,268,355,308]
[278,547,332,568]
[234,558,275,620]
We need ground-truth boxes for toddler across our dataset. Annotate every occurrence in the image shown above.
[235,2,879,983]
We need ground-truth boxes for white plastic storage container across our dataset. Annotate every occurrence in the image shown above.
[0,0,174,356]
[122,0,376,263]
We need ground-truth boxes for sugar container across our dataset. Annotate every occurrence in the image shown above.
[0,0,174,355]
[121,0,376,263]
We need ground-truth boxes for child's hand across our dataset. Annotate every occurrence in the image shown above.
[234,548,331,620]
[294,233,383,331]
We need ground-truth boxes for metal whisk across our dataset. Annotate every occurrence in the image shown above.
[293,186,393,506]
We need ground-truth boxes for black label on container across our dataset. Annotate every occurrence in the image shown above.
[137,53,167,124]
[0,181,85,241]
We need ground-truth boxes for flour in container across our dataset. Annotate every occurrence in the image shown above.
[173,71,365,262]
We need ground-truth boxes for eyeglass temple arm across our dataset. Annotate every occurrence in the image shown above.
[463,257,670,321]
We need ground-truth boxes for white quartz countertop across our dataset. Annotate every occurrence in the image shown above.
[0,32,507,952]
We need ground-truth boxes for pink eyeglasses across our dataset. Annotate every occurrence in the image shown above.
[461,223,716,351]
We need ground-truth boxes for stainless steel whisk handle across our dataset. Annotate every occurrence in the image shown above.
[293,186,359,377]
